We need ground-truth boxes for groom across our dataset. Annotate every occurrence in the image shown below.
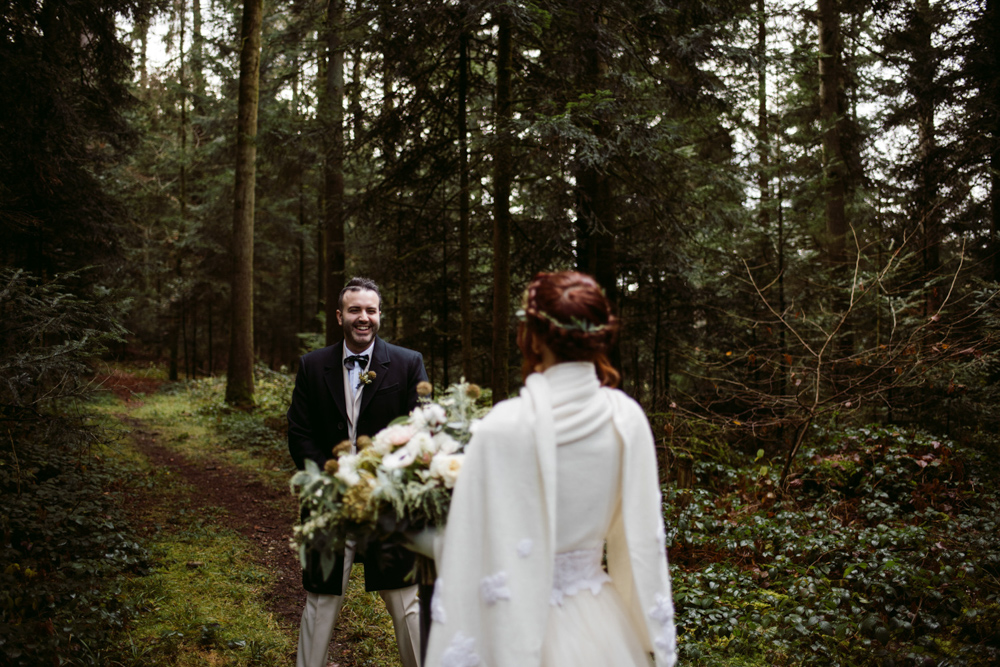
[287,276,427,667]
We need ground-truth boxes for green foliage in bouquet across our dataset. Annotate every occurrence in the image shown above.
[290,380,484,580]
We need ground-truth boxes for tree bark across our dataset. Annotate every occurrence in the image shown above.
[491,9,513,404]
[989,0,1000,282]
[225,0,263,407]
[459,10,473,381]
[574,7,615,301]
[913,0,941,314]
[323,0,346,346]
[818,0,847,268]
[757,0,770,230]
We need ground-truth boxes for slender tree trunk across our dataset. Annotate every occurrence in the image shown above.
[225,0,263,407]
[293,52,307,333]
[168,256,181,381]
[574,6,618,371]
[191,297,198,378]
[191,0,205,110]
[316,37,327,320]
[323,0,346,346]
[757,0,770,230]
[574,7,614,296]
[442,221,450,387]
[133,11,149,92]
[182,297,190,379]
[914,0,940,315]
[459,11,473,381]
[208,298,213,375]
[491,9,513,404]
[818,0,847,268]
[989,0,1000,283]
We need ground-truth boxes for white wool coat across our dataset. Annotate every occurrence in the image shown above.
[424,367,677,667]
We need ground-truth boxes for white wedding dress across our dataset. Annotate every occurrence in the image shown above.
[424,362,677,667]
[540,363,654,666]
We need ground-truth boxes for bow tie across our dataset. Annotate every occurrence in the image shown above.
[344,354,369,369]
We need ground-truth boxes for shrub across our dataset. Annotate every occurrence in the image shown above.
[0,269,147,665]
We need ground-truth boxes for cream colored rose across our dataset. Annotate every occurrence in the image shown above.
[429,453,464,488]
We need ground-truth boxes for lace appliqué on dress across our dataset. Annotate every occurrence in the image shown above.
[480,571,511,606]
[549,547,612,606]
[431,578,447,624]
[517,538,533,558]
[648,592,677,657]
[441,631,481,667]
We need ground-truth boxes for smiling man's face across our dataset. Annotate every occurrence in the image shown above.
[337,289,380,353]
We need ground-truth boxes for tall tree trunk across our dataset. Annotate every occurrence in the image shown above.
[988,0,1000,283]
[191,297,198,378]
[913,0,941,314]
[133,10,149,92]
[293,50,307,333]
[191,0,205,111]
[225,0,263,407]
[168,256,181,381]
[574,6,618,373]
[323,0,346,346]
[757,0,770,230]
[459,11,473,381]
[818,0,847,268]
[574,7,614,298]
[491,9,513,404]
[208,298,213,375]
[442,222,450,387]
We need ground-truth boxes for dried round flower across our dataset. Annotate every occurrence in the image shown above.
[333,440,352,457]
[417,381,433,397]
[356,435,373,451]
[466,384,482,400]
[323,459,340,474]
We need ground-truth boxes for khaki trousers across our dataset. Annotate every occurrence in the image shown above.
[296,545,420,667]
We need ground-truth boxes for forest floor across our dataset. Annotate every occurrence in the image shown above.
[95,368,398,667]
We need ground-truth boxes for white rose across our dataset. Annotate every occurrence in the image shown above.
[424,403,447,427]
[335,454,361,486]
[409,430,437,455]
[429,453,464,489]
[433,431,461,455]
[409,408,428,432]
[382,444,418,470]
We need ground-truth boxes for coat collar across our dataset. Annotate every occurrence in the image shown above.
[359,336,390,416]
[322,337,391,425]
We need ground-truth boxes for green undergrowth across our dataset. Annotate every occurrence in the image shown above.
[83,385,296,665]
[100,364,401,667]
[667,423,1000,666]
[181,365,297,475]
[178,365,402,667]
[98,479,295,666]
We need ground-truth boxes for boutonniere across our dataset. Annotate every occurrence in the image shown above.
[358,370,376,389]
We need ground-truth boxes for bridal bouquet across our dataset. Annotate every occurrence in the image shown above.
[290,380,483,579]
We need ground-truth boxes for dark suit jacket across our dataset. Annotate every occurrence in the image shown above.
[288,336,428,595]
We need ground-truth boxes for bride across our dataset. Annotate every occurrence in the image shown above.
[423,271,677,667]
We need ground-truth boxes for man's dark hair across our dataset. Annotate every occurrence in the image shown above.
[338,277,382,311]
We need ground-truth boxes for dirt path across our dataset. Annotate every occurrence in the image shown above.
[98,369,387,667]
[97,371,314,660]
[120,415,305,630]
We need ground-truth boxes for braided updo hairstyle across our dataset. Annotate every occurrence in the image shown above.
[517,270,620,387]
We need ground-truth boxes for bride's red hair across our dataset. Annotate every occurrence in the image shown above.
[517,271,620,387]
